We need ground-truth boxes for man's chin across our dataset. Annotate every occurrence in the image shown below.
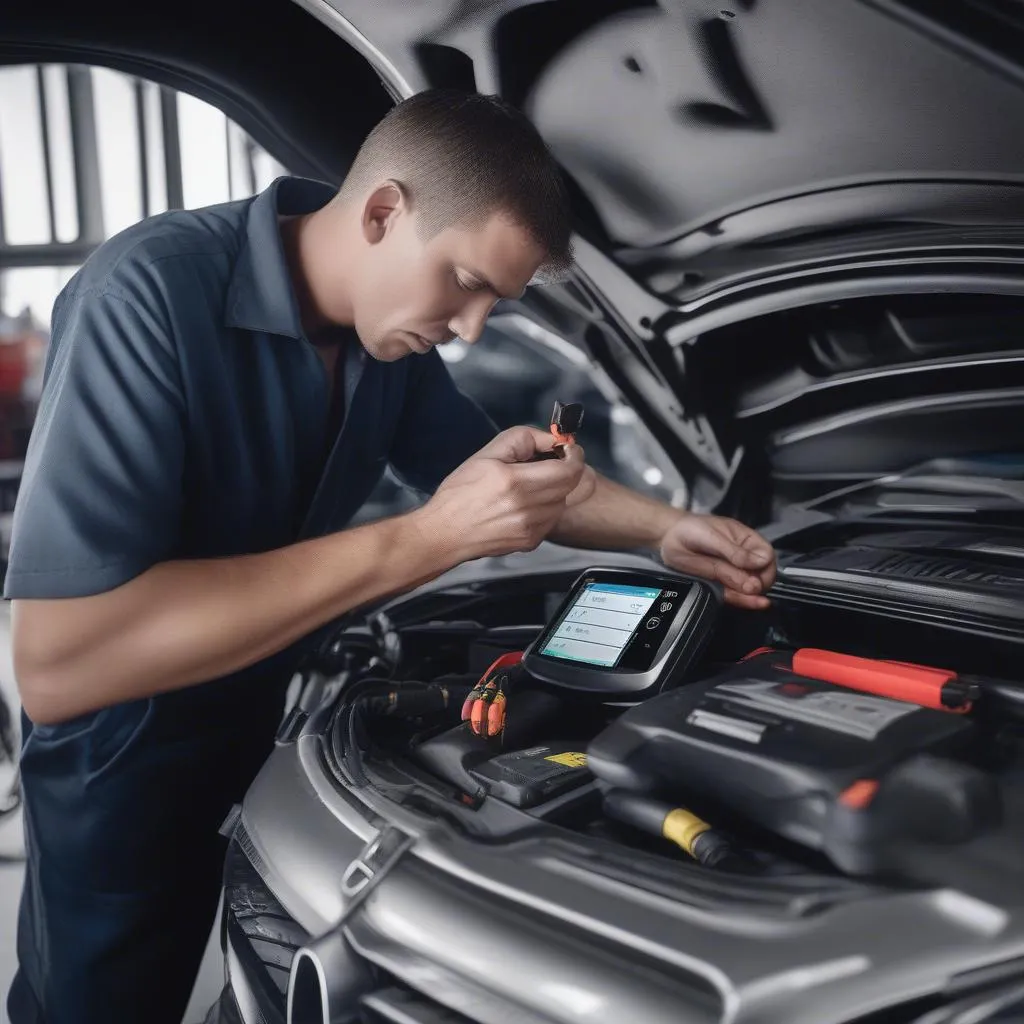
[363,336,412,362]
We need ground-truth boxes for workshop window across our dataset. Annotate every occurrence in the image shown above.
[0,63,287,558]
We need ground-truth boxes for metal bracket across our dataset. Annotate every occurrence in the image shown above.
[340,825,416,903]
[218,803,243,839]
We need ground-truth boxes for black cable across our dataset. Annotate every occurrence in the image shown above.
[324,681,481,818]
[327,681,432,782]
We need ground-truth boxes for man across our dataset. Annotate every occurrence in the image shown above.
[4,89,775,1023]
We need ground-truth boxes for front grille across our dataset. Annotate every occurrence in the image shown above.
[778,546,1024,626]
[867,551,1024,588]
[223,836,310,1022]
[224,835,493,1024]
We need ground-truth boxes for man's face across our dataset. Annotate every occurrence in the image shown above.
[349,187,548,362]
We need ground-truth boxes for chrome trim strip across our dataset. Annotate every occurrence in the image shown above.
[489,312,590,367]
[665,274,1024,349]
[740,353,1024,419]
[774,387,1024,446]
[287,0,414,98]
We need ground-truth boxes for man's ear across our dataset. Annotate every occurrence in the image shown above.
[361,179,407,245]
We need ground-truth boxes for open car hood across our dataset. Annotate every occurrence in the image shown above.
[299,0,1024,517]
[5,0,1024,516]
[305,0,1024,264]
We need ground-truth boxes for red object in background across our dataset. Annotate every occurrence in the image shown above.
[838,778,880,810]
[0,321,46,459]
[0,338,28,396]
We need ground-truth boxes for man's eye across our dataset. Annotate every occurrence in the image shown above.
[455,273,484,293]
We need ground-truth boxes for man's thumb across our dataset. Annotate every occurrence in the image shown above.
[476,425,552,464]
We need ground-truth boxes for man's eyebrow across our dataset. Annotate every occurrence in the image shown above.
[465,267,525,301]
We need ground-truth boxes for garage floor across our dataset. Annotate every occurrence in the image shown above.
[0,606,226,1024]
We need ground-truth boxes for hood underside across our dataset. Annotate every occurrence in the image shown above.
[311,0,1024,257]
[302,0,1024,519]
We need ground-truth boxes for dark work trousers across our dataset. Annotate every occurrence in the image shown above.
[7,675,288,1024]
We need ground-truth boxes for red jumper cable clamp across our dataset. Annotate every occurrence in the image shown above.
[461,651,525,738]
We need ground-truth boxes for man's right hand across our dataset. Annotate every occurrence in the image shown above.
[414,426,592,563]
[12,426,589,725]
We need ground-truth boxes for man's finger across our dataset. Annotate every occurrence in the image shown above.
[710,525,775,574]
[558,442,586,471]
[741,537,775,571]
[476,425,556,464]
[722,521,775,570]
[673,553,757,597]
[722,589,771,611]
[757,561,777,592]
[510,443,587,493]
[682,524,758,574]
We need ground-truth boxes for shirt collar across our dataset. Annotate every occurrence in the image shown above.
[225,175,337,339]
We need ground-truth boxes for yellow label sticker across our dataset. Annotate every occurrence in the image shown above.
[544,751,588,768]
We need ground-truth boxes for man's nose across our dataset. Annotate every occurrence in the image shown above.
[448,299,496,345]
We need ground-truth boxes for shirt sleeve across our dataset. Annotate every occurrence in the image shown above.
[387,349,498,495]
[3,285,186,599]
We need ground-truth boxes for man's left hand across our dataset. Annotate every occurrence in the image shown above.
[660,514,777,610]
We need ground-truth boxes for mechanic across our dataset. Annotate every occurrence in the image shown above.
[3,89,776,1024]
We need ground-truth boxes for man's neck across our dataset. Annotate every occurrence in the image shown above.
[278,210,355,342]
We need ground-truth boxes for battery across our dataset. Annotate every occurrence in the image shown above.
[587,650,1001,876]
[469,742,592,808]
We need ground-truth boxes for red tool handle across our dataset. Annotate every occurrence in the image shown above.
[791,648,971,713]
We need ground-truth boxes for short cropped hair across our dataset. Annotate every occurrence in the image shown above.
[338,89,574,283]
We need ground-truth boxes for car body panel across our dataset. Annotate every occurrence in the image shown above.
[238,663,1024,1024]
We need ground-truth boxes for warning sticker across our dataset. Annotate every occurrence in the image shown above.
[713,680,919,741]
[544,751,588,768]
[687,709,765,744]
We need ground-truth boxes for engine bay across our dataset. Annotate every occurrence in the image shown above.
[298,515,1024,906]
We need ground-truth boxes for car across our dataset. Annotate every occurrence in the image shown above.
[6,1,1024,1023]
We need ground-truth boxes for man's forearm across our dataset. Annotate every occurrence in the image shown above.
[549,473,685,552]
[12,509,457,725]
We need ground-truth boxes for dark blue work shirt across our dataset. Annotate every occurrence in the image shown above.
[4,175,497,717]
[0,178,505,1019]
